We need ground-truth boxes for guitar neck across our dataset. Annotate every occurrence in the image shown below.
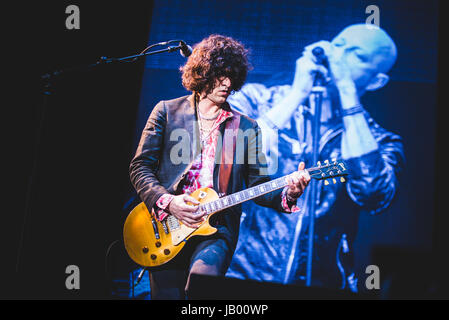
[199,166,324,214]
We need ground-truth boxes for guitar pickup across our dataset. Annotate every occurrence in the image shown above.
[151,217,160,239]
[161,220,169,234]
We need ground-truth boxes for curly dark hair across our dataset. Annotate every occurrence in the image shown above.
[180,34,251,94]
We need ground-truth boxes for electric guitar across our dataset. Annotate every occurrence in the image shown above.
[123,159,348,268]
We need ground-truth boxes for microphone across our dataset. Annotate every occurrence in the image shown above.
[311,46,329,86]
[311,46,329,68]
[179,41,193,57]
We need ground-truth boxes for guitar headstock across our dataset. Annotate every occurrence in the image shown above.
[307,158,348,185]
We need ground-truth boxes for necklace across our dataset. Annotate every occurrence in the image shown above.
[196,98,216,147]
[198,109,220,120]
[198,115,214,146]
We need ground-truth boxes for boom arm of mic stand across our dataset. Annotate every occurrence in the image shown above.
[107,45,182,63]
[40,45,183,87]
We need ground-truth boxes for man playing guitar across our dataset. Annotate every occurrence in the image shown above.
[129,34,311,299]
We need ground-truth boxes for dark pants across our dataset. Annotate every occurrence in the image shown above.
[149,236,233,299]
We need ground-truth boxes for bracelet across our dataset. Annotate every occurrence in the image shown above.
[340,104,364,117]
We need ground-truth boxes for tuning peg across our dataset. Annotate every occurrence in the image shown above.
[331,158,337,163]
[324,159,330,165]
[324,180,329,186]
[340,177,346,183]
[332,178,337,184]
[317,161,321,167]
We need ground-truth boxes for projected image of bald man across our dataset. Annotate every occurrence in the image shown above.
[226,24,405,291]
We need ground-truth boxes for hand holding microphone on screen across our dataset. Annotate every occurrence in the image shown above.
[261,41,333,130]
[292,41,331,96]
[293,40,358,96]
[263,39,360,130]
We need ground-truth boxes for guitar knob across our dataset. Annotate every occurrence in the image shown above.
[150,254,157,260]
[164,249,171,255]
[155,242,161,248]
[142,246,149,254]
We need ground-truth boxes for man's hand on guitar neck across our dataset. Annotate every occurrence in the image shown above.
[285,161,311,202]
[168,194,207,228]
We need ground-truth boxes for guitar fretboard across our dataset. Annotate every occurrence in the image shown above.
[165,161,346,230]
[199,167,323,214]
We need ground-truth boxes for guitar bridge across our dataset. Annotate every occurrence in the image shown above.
[166,215,180,231]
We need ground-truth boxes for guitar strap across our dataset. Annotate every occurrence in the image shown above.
[219,113,241,195]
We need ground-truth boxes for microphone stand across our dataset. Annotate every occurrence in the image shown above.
[16,41,186,274]
[305,70,326,287]
[40,42,186,82]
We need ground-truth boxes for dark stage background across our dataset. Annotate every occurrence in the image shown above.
[5,2,154,298]
[3,0,444,299]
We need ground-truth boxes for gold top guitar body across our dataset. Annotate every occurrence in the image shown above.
[123,187,220,268]
[123,159,348,268]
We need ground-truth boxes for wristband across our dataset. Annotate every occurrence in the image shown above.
[341,104,364,117]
